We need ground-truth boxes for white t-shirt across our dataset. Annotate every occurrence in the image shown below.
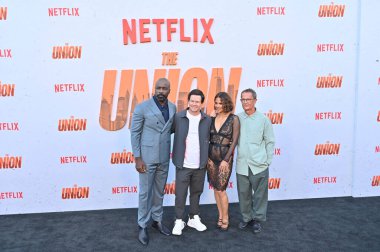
[183,111,201,169]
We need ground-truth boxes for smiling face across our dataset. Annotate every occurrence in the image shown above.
[214,97,224,114]
[188,94,203,115]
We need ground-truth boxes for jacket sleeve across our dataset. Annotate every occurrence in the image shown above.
[130,105,144,158]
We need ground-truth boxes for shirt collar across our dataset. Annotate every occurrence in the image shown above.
[153,95,168,108]
[242,108,257,119]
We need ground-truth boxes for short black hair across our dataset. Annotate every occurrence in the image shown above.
[188,89,205,103]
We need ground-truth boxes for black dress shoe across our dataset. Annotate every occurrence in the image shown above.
[238,219,254,229]
[152,221,171,236]
[138,226,149,245]
[253,220,262,233]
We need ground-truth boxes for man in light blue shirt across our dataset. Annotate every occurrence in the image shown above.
[236,88,275,233]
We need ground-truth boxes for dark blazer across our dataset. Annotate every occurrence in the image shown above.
[130,98,176,164]
[172,109,212,169]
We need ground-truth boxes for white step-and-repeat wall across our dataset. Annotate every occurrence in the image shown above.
[352,1,380,197]
[0,0,378,215]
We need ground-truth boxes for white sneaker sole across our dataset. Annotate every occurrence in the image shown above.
[187,222,207,232]
[172,223,186,235]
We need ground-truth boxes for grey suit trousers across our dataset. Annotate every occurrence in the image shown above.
[138,162,169,228]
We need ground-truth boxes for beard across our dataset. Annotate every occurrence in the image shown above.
[156,94,167,102]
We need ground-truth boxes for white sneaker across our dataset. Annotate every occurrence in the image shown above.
[172,219,186,235]
[187,215,207,231]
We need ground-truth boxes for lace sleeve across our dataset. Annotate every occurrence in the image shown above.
[223,115,240,162]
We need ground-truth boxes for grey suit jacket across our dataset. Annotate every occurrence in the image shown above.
[130,98,176,164]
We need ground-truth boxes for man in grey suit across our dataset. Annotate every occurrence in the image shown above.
[130,78,176,245]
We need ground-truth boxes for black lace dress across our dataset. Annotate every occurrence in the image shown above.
[207,114,240,191]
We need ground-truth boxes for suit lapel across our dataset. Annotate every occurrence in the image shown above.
[168,103,175,119]
[148,98,166,125]
[162,102,175,131]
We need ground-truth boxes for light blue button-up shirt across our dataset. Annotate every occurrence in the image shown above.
[236,110,275,176]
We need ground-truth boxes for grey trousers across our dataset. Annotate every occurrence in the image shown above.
[237,168,269,222]
[175,167,206,220]
[138,162,169,228]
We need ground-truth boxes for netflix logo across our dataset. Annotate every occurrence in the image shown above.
[315,112,342,120]
[122,18,214,45]
[0,192,23,200]
[257,79,284,88]
[317,43,344,53]
[112,186,138,194]
[313,176,337,184]
[60,155,87,164]
[55,84,85,93]
[48,8,79,16]
[257,7,285,16]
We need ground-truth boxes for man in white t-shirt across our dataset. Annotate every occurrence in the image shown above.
[171,89,212,236]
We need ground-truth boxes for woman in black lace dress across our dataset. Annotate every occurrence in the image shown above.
[207,92,240,231]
